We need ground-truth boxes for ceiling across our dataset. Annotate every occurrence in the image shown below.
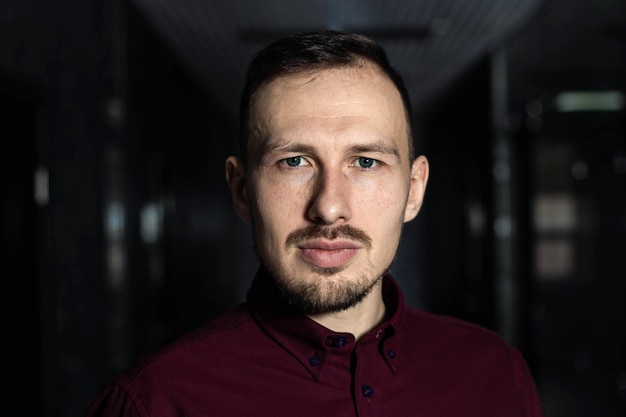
[130,0,626,123]
[506,0,626,111]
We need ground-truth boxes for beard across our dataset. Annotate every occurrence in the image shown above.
[254,223,387,315]
[275,270,384,315]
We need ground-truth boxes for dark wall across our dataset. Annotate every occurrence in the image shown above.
[2,1,116,415]
[1,1,252,416]
[420,58,496,329]
[1,72,49,417]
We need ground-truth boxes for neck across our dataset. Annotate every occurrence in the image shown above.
[307,280,386,340]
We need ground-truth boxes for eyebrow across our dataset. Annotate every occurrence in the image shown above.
[258,141,316,156]
[260,139,401,158]
[257,140,402,165]
[347,142,401,160]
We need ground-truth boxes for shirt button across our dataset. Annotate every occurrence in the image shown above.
[332,337,347,347]
[309,355,320,367]
[361,385,374,398]
[387,349,397,359]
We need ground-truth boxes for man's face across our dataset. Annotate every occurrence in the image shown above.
[227,63,428,314]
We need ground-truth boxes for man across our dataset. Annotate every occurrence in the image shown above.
[86,30,544,416]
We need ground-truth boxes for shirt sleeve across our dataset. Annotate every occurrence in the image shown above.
[85,384,146,417]
[511,348,545,417]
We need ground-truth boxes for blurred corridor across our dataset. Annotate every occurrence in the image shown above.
[1,0,625,416]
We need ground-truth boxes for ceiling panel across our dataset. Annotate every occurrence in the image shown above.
[130,0,543,122]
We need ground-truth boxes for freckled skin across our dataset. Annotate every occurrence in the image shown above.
[226,63,429,337]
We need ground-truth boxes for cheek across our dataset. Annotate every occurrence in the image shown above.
[252,181,307,237]
[258,180,305,212]
[358,183,408,239]
[358,179,409,215]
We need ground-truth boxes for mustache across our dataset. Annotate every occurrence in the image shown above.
[286,225,372,248]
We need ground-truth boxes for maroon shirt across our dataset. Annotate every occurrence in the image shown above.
[86,268,544,416]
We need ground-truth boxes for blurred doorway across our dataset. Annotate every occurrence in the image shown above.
[524,106,626,416]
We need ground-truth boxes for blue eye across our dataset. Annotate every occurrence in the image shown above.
[355,157,377,169]
[283,156,306,167]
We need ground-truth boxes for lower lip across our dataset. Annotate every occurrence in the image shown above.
[299,248,359,269]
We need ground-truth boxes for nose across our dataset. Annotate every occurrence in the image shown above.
[307,170,352,225]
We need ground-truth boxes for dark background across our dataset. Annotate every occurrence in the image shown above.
[1,0,625,416]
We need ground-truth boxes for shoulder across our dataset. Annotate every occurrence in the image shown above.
[120,304,257,384]
[87,304,260,416]
[397,307,539,394]
[399,306,519,362]
[391,308,543,415]
[402,306,505,341]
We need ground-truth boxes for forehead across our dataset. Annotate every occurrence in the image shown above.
[248,64,409,156]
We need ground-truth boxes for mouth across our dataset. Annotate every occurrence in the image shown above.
[298,240,361,269]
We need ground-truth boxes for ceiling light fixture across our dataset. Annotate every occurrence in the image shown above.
[554,91,624,112]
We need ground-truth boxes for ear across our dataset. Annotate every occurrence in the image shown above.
[225,156,251,222]
[404,155,429,223]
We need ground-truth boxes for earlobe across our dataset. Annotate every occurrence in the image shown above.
[225,156,251,222]
[404,155,429,223]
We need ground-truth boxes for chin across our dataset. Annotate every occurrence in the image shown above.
[275,270,382,315]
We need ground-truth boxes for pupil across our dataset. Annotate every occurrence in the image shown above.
[286,157,301,167]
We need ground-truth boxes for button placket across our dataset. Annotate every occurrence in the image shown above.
[353,340,380,414]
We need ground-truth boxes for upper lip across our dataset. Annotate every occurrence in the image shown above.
[298,239,362,250]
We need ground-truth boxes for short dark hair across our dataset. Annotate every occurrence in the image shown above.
[239,30,414,164]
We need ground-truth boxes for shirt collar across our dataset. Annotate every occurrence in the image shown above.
[246,267,405,380]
